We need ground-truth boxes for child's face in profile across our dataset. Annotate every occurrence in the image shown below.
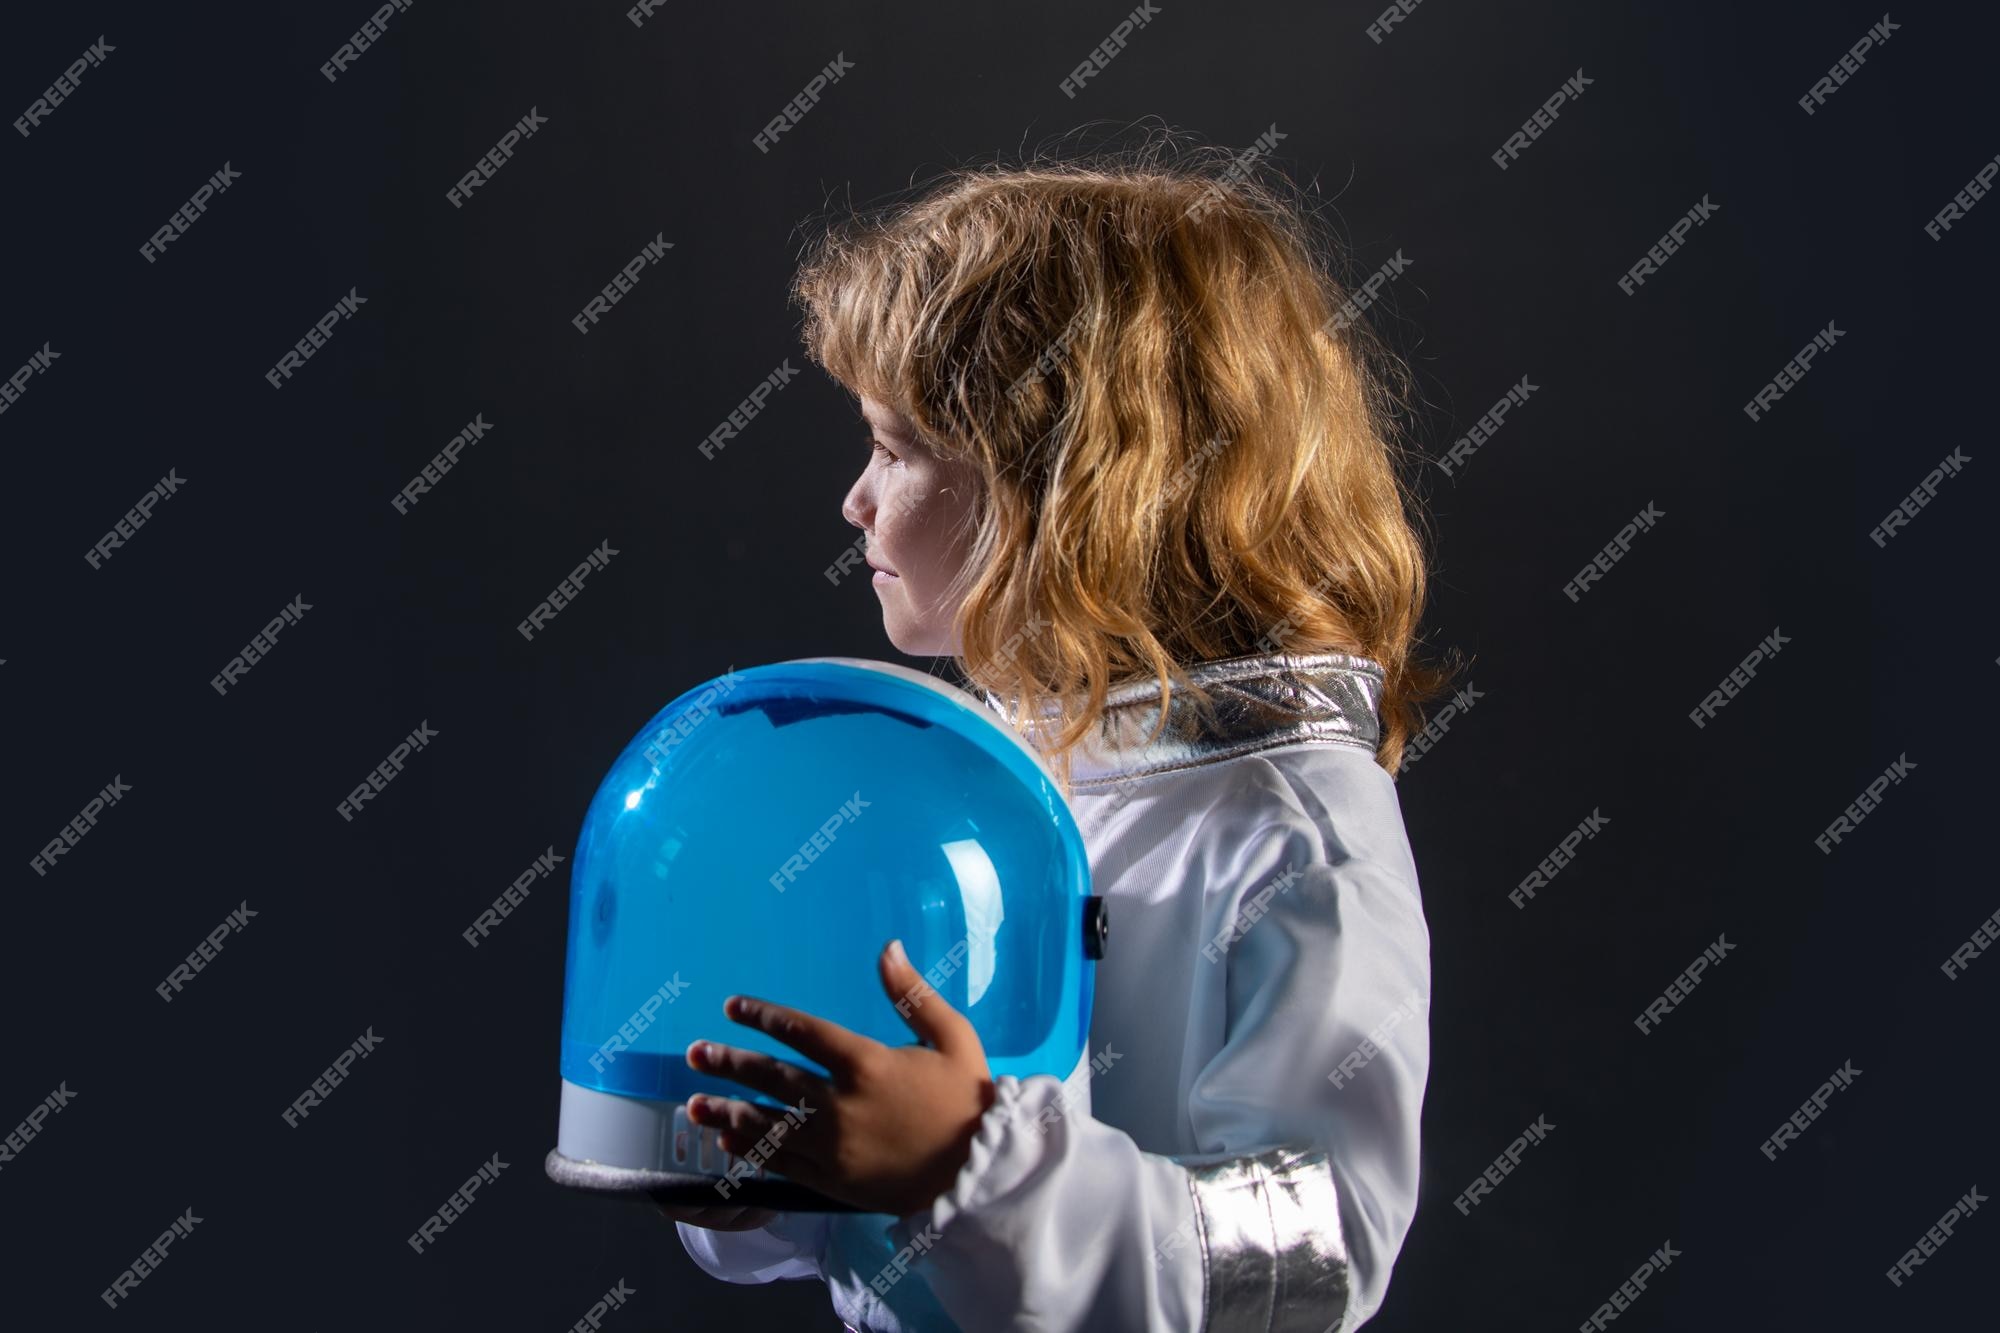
[842,396,981,657]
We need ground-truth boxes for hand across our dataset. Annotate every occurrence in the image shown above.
[683,938,997,1218]
[653,1199,780,1231]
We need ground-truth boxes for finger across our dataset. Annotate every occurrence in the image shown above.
[722,993,876,1079]
[687,1093,782,1157]
[879,938,979,1057]
[709,1108,844,1204]
[687,1039,830,1109]
[690,1093,832,1192]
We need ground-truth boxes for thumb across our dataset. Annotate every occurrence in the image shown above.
[879,939,974,1055]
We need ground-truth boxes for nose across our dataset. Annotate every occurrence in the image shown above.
[841,468,872,532]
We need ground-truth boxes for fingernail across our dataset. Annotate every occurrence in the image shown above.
[889,939,907,965]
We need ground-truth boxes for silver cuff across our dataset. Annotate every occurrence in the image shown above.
[1182,1145,1351,1333]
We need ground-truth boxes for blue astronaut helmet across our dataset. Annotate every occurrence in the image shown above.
[546,657,1105,1208]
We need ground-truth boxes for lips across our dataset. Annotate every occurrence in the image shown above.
[867,557,898,576]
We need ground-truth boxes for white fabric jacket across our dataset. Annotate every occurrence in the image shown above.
[678,651,1432,1332]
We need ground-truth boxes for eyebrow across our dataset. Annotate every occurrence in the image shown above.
[860,411,915,443]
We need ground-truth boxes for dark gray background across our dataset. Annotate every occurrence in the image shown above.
[3,0,1993,1328]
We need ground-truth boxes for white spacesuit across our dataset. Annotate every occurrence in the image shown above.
[678,650,1432,1332]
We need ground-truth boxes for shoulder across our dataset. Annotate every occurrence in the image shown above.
[1075,741,1418,889]
[1249,743,1415,866]
[1157,740,1404,836]
[1160,747,1430,992]
[1194,747,1431,981]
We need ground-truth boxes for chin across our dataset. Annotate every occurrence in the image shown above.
[883,619,950,658]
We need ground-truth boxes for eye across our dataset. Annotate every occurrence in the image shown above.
[867,436,900,463]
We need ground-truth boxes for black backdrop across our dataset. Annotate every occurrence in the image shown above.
[3,1,1994,1328]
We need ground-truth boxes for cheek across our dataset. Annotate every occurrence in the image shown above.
[878,460,976,582]
[880,479,939,548]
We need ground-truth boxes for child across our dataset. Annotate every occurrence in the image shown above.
[670,144,1452,1332]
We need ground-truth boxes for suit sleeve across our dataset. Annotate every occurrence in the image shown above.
[676,1211,832,1284]
[882,822,1432,1332]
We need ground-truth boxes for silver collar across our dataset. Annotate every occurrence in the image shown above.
[987,650,1385,790]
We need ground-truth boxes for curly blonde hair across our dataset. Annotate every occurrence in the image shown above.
[791,137,1458,789]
